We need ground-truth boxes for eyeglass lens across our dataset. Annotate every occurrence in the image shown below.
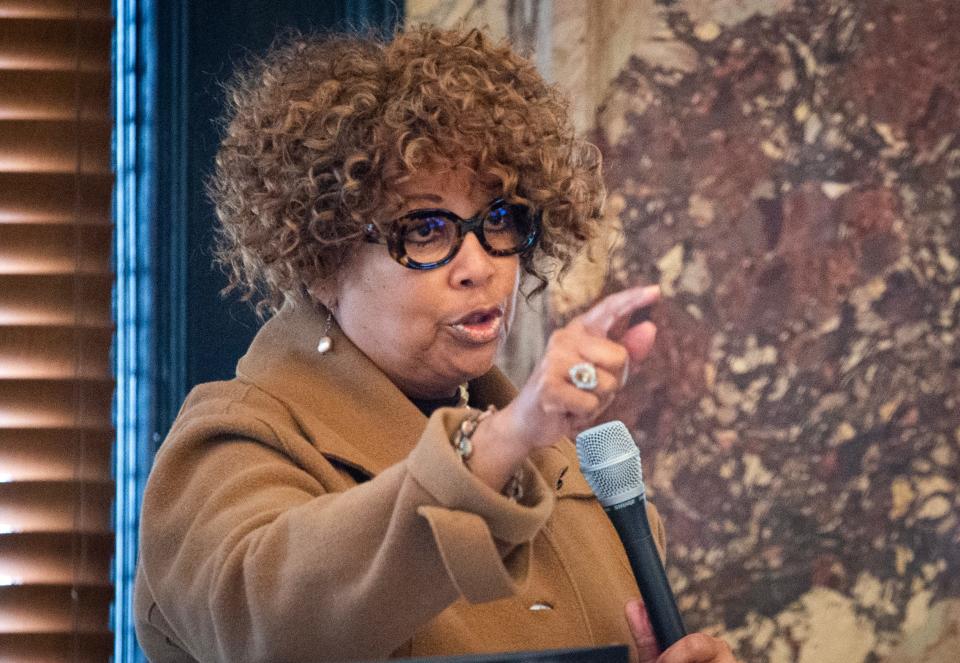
[397,203,531,264]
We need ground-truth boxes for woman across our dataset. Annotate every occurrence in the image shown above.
[134,25,737,663]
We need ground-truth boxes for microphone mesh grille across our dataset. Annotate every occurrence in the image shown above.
[575,421,644,506]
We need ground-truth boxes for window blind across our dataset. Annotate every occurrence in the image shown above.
[0,0,114,661]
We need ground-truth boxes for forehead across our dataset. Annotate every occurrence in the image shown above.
[395,167,500,203]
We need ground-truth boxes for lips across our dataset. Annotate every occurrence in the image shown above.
[448,306,504,344]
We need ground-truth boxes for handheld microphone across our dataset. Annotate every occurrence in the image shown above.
[575,420,687,652]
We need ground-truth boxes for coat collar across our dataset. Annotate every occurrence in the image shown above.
[235,300,593,497]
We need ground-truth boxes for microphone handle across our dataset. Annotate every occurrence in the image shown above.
[605,497,687,651]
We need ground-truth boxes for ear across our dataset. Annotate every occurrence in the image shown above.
[307,239,367,311]
[306,277,338,314]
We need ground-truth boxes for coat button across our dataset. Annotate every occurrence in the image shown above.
[528,601,554,611]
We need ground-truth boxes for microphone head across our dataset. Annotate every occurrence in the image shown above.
[575,420,645,507]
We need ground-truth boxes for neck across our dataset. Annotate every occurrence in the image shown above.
[403,382,468,406]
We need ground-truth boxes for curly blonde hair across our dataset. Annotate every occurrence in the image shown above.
[210,24,606,316]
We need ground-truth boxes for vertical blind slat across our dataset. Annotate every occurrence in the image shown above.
[0,2,115,655]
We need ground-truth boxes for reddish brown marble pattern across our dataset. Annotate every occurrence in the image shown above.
[406,0,959,659]
[591,1,960,660]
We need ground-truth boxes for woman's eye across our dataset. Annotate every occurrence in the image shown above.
[485,207,515,232]
[404,217,446,244]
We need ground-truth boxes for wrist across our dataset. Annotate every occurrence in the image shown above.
[487,403,537,458]
[456,408,527,495]
[478,407,530,467]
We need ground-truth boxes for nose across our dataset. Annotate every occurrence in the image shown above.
[448,231,496,288]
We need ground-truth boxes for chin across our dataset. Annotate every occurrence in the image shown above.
[453,349,498,382]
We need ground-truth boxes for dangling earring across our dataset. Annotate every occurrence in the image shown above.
[317,310,333,354]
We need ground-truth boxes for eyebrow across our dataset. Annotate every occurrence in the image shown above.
[402,194,445,204]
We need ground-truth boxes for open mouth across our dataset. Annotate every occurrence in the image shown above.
[449,307,504,344]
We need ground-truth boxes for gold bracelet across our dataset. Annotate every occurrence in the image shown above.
[453,405,496,461]
[452,405,523,501]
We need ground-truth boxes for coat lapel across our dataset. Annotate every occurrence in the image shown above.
[235,302,425,476]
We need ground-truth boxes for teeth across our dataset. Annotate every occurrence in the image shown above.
[450,312,502,343]
[461,311,495,325]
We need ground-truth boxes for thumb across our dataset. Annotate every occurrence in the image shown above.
[625,599,661,663]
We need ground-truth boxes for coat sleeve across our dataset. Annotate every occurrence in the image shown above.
[135,393,554,663]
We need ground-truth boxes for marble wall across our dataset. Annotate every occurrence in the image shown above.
[406,2,960,662]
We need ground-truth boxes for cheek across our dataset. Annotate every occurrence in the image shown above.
[502,262,522,333]
[386,278,448,347]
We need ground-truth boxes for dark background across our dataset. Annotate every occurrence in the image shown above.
[151,0,401,439]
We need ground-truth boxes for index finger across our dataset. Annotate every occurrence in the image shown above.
[578,285,661,338]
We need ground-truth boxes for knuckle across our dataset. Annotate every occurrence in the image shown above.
[545,332,560,348]
[602,372,620,392]
[614,344,629,365]
[545,331,566,352]
[552,325,575,343]
[540,399,561,416]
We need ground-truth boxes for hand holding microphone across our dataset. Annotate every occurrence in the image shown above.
[627,609,735,663]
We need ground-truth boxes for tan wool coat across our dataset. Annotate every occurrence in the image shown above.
[134,302,667,662]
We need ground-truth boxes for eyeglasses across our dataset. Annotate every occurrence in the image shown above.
[364,198,541,270]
